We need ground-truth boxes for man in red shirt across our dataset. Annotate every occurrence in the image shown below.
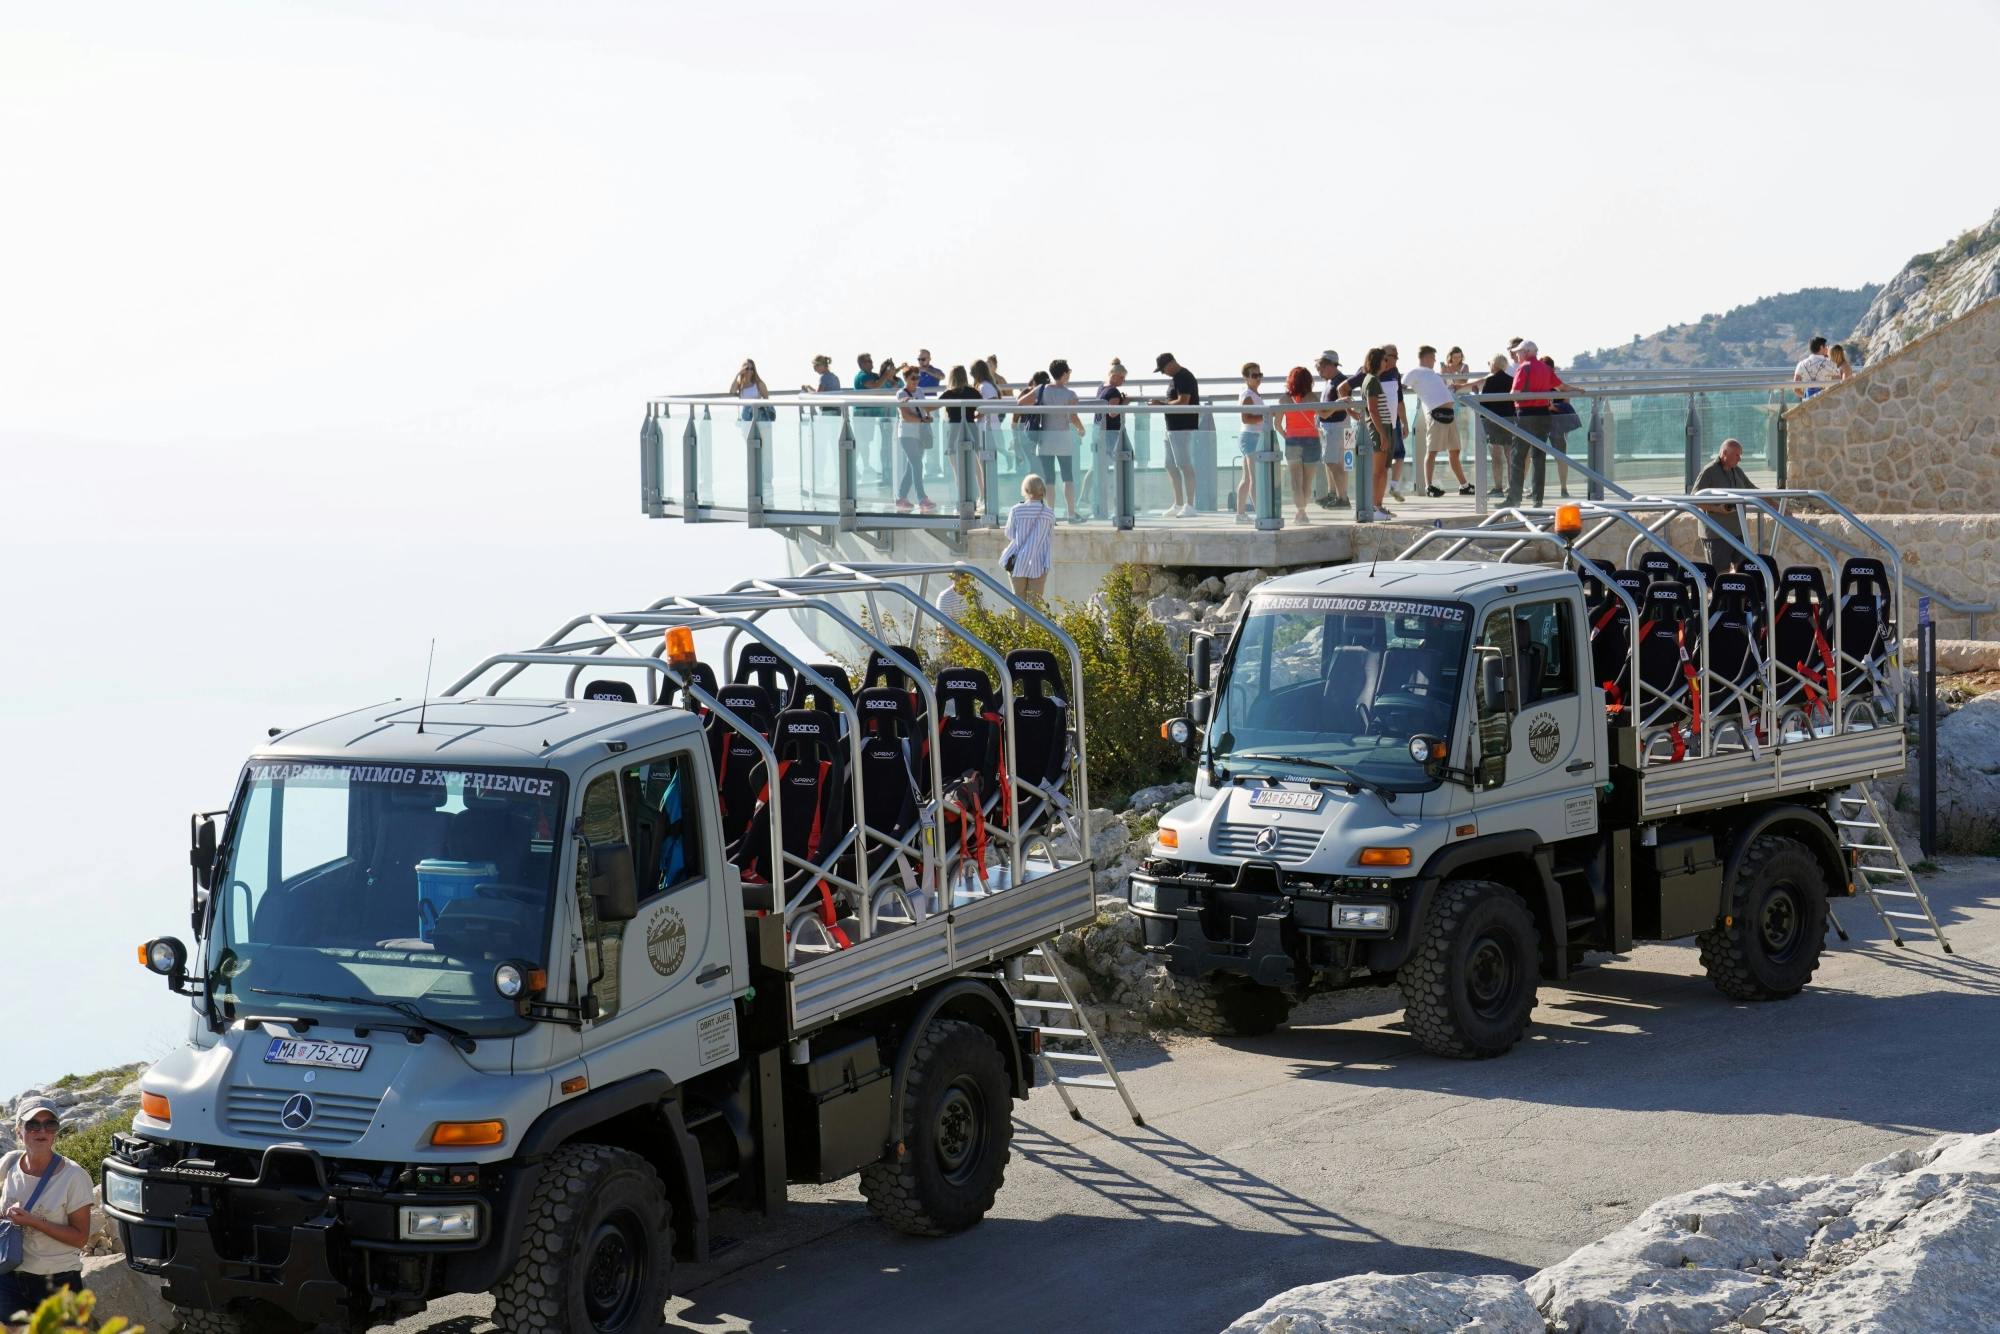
[1505,338,1559,508]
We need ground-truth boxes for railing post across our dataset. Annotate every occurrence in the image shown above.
[1919,596,1937,859]
[1466,394,1487,518]
[1774,397,1788,489]
[1586,397,1606,502]
[746,422,766,526]
[955,422,977,521]
[982,439,1001,528]
[1090,427,1111,521]
[681,411,700,522]
[1253,442,1282,531]
[698,403,713,496]
[1112,428,1135,531]
[838,408,858,531]
[1683,393,1701,492]
[640,406,664,518]
[1353,431,1373,523]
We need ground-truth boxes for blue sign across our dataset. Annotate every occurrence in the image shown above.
[1919,594,1932,628]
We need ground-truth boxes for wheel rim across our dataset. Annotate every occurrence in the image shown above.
[1465,932,1518,1019]
[582,1207,648,1331]
[933,1078,986,1186]
[1760,882,1804,962]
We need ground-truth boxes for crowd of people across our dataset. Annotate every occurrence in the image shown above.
[735,339,1595,529]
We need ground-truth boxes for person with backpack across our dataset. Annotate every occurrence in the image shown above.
[0,1101,94,1319]
[1017,360,1085,522]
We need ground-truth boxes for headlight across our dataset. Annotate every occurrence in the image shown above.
[1129,880,1158,911]
[103,1170,144,1215]
[1336,905,1390,930]
[1165,719,1192,746]
[1408,736,1431,763]
[399,1204,480,1241]
[494,963,525,997]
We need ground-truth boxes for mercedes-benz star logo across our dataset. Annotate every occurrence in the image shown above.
[1253,826,1280,854]
[280,1093,316,1132]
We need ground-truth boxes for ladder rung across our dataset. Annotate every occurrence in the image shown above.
[1858,865,1909,876]
[1843,843,1900,853]
[1035,1026,1090,1038]
[1055,1076,1116,1089]
[1867,889,1921,898]
[1041,1051,1104,1064]
[1833,819,1879,828]
[1015,998,1074,1011]
[1882,912,1934,922]
[1022,974,1062,985]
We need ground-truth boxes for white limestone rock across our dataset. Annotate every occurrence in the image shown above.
[1222,1271,1542,1334]
[79,1254,172,1331]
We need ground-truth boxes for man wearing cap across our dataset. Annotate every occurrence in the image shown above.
[1314,351,1353,508]
[1,1100,95,1318]
[1150,353,1201,517]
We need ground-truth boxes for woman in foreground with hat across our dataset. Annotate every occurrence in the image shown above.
[1,1099,94,1321]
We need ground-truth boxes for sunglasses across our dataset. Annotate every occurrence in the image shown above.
[24,1119,60,1133]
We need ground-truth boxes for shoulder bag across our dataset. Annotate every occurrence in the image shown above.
[0,1152,65,1273]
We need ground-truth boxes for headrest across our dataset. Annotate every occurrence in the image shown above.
[666,660,718,708]
[1612,570,1647,598]
[1841,558,1886,591]
[582,680,637,704]
[1691,561,1717,587]
[1715,572,1756,602]
[774,709,838,756]
[1642,582,1687,615]
[733,642,794,690]
[716,684,776,725]
[1638,552,1676,578]
[1780,566,1828,602]
[791,662,852,701]
[937,666,991,696]
[855,686,913,732]
[1007,648,1067,698]
[864,645,924,690]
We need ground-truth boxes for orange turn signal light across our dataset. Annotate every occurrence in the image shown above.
[1156,827,1179,849]
[1358,847,1413,868]
[1553,502,1583,537]
[560,1076,589,1096]
[140,1092,172,1124]
[664,626,697,668]
[430,1120,506,1148]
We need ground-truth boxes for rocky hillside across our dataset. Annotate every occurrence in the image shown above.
[1570,286,1878,371]
[1849,207,2000,364]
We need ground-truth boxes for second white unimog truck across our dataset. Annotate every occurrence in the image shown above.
[103,562,1105,1333]
[1134,490,1938,1056]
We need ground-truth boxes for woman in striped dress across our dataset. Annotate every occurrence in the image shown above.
[999,474,1056,617]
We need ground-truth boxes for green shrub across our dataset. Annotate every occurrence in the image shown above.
[18,1285,143,1333]
[56,1108,135,1186]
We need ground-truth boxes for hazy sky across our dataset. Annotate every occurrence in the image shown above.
[3,1,1996,1084]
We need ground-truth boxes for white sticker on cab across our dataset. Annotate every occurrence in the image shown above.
[696,1009,738,1067]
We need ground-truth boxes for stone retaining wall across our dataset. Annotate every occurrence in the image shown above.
[1786,296,2000,513]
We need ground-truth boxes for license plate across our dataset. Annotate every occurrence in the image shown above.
[264,1037,370,1071]
[1249,789,1325,812]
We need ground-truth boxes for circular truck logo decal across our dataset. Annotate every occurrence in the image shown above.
[1528,712,1562,764]
[646,905,689,977]
[280,1094,315,1131]
[1254,826,1279,854]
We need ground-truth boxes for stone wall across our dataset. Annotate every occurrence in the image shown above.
[1787,295,2000,512]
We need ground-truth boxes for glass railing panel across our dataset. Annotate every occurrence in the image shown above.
[692,404,719,509]
[759,407,810,513]
[804,407,847,508]
[1598,392,1690,497]
[1692,389,1782,489]
[848,401,901,515]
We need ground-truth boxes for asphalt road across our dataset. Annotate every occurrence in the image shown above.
[390,860,2000,1334]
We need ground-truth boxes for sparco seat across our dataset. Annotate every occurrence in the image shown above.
[709,683,776,854]
[1005,648,1072,834]
[1837,558,1895,700]
[733,640,795,702]
[738,710,851,939]
[1772,566,1836,722]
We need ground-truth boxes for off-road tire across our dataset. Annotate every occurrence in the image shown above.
[1178,978,1294,1036]
[1699,833,1829,1001]
[494,1143,673,1334]
[859,1018,1011,1236]
[172,1307,310,1334]
[1398,878,1541,1059]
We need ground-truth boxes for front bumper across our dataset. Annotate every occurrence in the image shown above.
[104,1136,536,1324]
[1129,862,1402,987]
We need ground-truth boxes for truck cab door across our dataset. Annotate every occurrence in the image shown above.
[1470,596,1599,843]
[573,746,745,1086]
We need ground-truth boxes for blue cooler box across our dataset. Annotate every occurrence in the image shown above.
[415,859,497,942]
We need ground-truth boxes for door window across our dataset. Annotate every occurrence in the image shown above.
[620,751,706,900]
[1513,599,1578,703]
[1474,609,1517,787]
[577,772,626,1020]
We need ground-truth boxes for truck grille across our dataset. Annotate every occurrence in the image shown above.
[1211,823,1321,864]
[222,1087,382,1147]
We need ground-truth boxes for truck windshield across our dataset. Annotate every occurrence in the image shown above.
[208,759,567,1035]
[1209,594,1472,789]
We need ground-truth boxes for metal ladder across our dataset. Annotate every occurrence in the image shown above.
[1010,945,1144,1126]
[1831,786,1952,953]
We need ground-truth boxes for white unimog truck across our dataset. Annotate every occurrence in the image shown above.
[105,562,1100,1333]
[1132,490,1923,1056]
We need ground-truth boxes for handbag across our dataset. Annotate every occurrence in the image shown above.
[0,1151,64,1274]
[1551,400,1581,434]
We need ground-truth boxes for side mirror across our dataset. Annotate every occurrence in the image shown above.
[588,841,640,923]
[189,813,218,892]
[1188,693,1211,726]
[1190,635,1214,693]
[1478,654,1509,717]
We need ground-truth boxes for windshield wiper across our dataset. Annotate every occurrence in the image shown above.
[250,987,477,1052]
[1221,752,1402,801]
